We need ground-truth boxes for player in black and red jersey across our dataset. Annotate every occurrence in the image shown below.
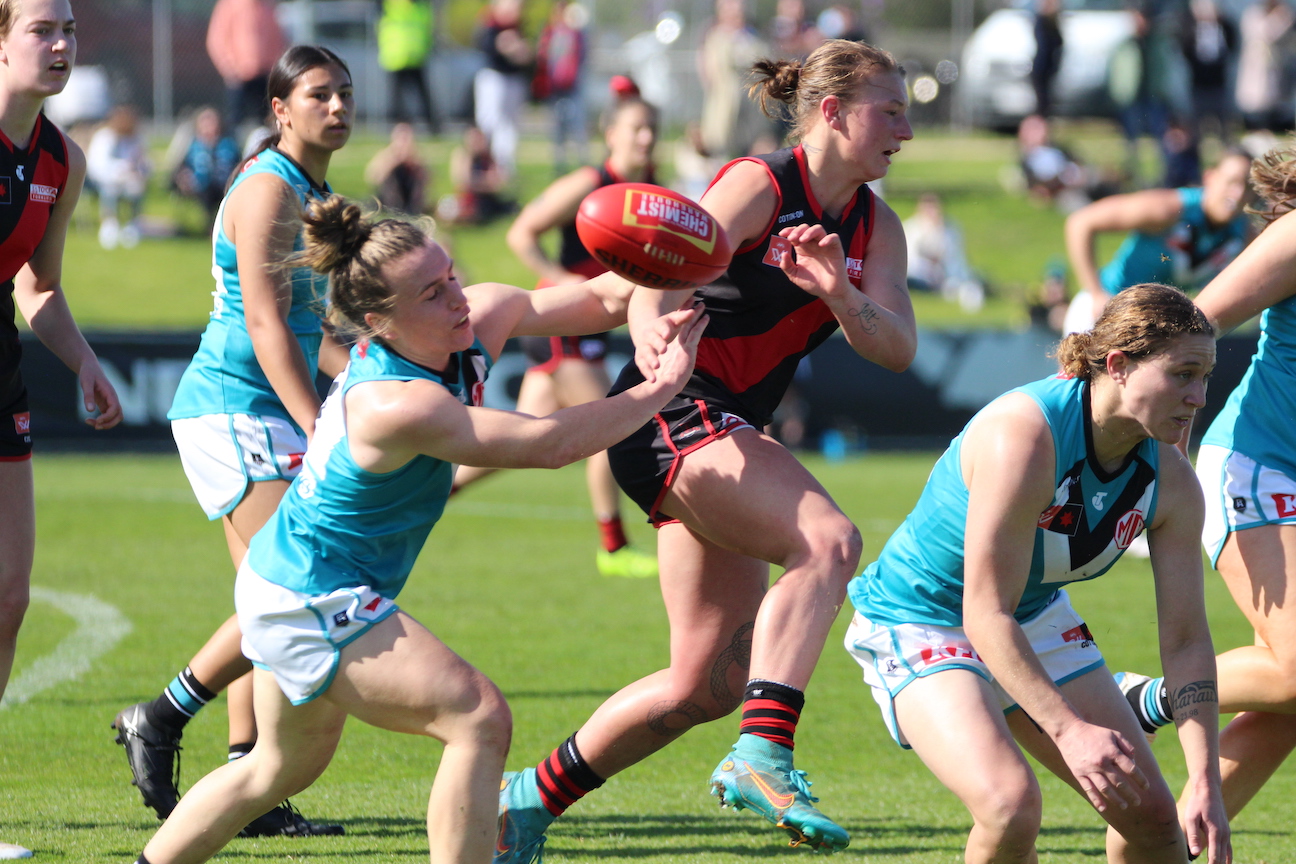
[453,92,661,579]
[0,0,122,856]
[495,40,916,859]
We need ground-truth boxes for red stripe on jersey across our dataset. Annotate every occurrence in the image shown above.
[695,300,836,395]
[703,156,782,256]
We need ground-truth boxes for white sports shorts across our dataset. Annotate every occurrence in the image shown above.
[844,589,1105,748]
[172,413,308,519]
[236,561,399,706]
[1197,444,1296,566]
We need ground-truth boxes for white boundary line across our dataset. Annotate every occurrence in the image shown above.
[0,587,133,710]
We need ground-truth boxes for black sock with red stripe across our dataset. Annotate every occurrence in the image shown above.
[739,679,804,750]
[535,733,604,817]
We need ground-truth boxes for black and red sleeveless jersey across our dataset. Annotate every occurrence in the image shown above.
[0,114,72,386]
[613,145,875,427]
[554,161,658,282]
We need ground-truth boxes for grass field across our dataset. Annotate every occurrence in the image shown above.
[3,452,1292,862]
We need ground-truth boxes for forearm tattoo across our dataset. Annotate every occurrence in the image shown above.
[847,300,880,335]
[1170,680,1218,721]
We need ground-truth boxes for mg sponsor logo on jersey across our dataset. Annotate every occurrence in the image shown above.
[1114,509,1145,550]
[29,183,57,204]
[623,189,720,254]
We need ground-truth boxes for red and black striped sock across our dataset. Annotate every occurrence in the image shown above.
[535,733,605,817]
[739,679,805,750]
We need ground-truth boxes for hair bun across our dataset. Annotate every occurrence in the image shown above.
[300,195,371,274]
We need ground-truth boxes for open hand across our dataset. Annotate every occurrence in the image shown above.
[1055,720,1149,813]
[648,303,707,391]
[634,302,706,383]
[777,223,851,301]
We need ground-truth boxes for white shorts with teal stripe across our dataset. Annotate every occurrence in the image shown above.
[172,413,307,519]
[1196,444,1296,567]
[844,590,1105,748]
[236,561,398,705]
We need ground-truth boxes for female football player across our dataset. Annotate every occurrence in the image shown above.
[845,284,1228,864]
[131,194,705,864]
[111,45,352,836]
[496,38,917,857]
[0,0,122,855]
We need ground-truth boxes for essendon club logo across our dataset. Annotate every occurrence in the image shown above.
[623,190,720,254]
[1114,509,1145,550]
[14,411,30,434]
[762,235,792,267]
[0,176,12,205]
[29,183,57,204]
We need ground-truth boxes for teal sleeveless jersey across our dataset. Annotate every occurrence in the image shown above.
[246,338,492,599]
[1201,294,1296,478]
[850,375,1160,627]
[1099,187,1248,296]
[168,148,332,425]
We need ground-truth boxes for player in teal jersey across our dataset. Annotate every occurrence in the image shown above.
[1063,150,1253,334]
[1117,147,1296,825]
[845,285,1228,864]
[112,46,352,835]
[130,194,705,864]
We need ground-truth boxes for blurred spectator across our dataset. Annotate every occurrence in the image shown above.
[817,4,868,42]
[206,0,286,132]
[1161,118,1202,187]
[365,122,430,215]
[697,0,768,160]
[378,0,439,132]
[534,0,588,176]
[1026,258,1071,334]
[474,0,532,179]
[1116,3,1176,185]
[903,193,985,312]
[1181,0,1237,142]
[171,106,241,227]
[87,105,151,250]
[1016,114,1117,212]
[1031,0,1064,118]
[770,0,821,60]
[438,125,516,225]
[1236,0,1293,131]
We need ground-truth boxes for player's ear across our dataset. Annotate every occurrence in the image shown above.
[820,95,841,130]
[1105,350,1131,383]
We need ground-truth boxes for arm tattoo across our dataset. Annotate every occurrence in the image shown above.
[1170,680,1218,721]
[846,301,880,335]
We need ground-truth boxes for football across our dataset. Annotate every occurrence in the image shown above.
[576,183,731,290]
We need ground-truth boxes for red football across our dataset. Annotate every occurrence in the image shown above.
[576,183,731,290]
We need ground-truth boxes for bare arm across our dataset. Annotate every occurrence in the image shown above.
[960,397,1149,813]
[505,167,599,285]
[316,328,351,380]
[1065,189,1184,309]
[13,138,121,429]
[1194,208,1296,334]
[348,307,707,471]
[1147,446,1229,863]
[779,200,916,372]
[225,174,323,437]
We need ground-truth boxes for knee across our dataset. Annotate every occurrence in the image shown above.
[1119,791,1182,853]
[0,578,30,643]
[969,777,1042,851]
[441,676,513,755]
[790,516,862,589]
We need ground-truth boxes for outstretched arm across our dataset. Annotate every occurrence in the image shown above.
[14,138,121,429]
[1065,189,1182,315]
[1148,446,1229,864]
[1194,207,1296,335]
[505,166,600,285]
[348,306,708,472]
